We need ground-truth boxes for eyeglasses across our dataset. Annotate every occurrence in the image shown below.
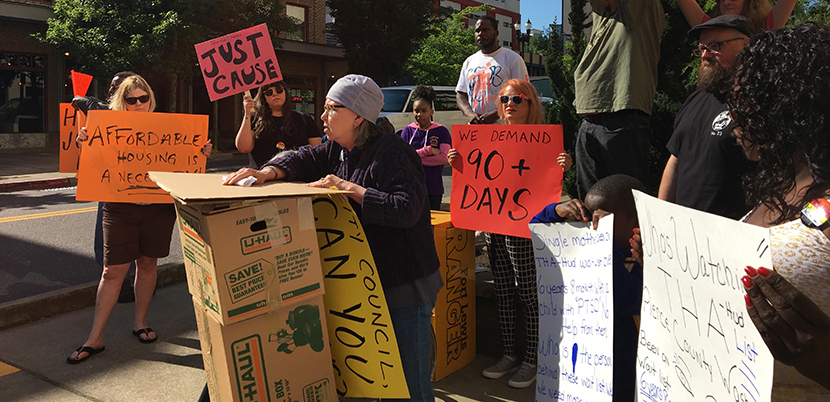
[263,87,284,97]
[693,37,746,56]
[323,104,347,116]
[124,95,150,105]
[499,94,526,105]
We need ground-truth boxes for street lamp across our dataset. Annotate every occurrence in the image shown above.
[514,19,533,56]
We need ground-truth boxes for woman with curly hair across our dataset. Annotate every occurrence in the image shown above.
[236,80,322,167]
[399,85,452,210]
[729,22,830,399]
[677,0,797,31]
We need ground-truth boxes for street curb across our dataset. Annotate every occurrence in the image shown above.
[0,177,77,193]
[0,262,186,331]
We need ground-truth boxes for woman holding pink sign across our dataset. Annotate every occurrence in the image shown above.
[235,81,322,168]
[447,79,571,388]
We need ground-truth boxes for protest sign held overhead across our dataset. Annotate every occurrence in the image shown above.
[312,194,409,399]
[530,216,615,402]
[194,23,282,101]
[450,124,564,238]
[70,70,93,97]
[76,110,208,203]
[633,192,774,402]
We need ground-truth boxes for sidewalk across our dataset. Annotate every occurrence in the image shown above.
[0,282,535,402]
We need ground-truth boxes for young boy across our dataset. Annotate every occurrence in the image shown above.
[530,174,645,402]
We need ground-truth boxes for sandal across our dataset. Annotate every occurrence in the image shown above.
[67,345,105,365]
[132,328,157,344]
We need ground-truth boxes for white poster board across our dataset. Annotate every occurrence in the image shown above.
[633,191,774,402]
[530,215,615,402]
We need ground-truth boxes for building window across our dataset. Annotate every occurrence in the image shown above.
[503,21,510,27]
[286,4,308,42]
[503,41,511,47]
[284,76,316,115]
[0,53,46,134]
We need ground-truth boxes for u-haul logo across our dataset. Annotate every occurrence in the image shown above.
[241,227,292,255]
[232,335,270,402]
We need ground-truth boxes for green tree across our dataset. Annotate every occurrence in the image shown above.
[39,0,291,111]
[790,0,830,25]
[327,0,436,86]
[405,5,492,86]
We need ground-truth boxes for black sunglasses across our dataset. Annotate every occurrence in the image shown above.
[499,94,526,105]
[124,95,150,105]
[263,87,284,97]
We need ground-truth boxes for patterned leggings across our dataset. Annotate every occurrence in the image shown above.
[486,233,538,365]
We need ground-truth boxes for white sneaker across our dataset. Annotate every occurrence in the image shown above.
[507,362,537,388]
[482,355,520,379]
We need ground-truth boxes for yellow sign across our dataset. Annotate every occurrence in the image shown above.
[312,194,408,399]
[76,110,208,203]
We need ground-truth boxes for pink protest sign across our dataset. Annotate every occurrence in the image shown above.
[194,23,282,101]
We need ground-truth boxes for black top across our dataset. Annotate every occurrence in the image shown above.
[667,88,753,219]
[249,111,322,167]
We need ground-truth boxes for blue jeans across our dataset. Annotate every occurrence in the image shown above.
[388,297,436,402]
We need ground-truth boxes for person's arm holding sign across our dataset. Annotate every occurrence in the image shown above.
[743,267,830,390]
[235,92,257,153]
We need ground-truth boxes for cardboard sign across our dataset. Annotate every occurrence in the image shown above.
[312,194,408,399]
[450,124,564,238]
[430,211,476,381]
[71,70,93,97]
[76,110,208,203]
[530,216,616,402]
[633,192,774,402]
[194,23,282,101]
[59,103,81,173]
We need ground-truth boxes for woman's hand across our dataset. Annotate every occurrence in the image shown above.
[743,266,830,390]
[222,167,275,186]
[242,94,255,117]
[201,140,213,157]
[76,126,88,146]
[309,174,366,204]
[447,148,460,164]
[630,228,643,266]
[557,152,573,173]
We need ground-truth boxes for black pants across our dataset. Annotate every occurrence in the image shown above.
[575,110,652,199]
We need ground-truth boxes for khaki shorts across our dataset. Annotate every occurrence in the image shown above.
[102,202,177,266]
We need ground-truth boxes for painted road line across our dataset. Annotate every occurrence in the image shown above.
[0,206,97,224]
[0,361,19,377]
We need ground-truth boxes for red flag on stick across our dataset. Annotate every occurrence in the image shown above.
[71,70,93,97]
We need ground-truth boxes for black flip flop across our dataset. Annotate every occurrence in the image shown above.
[67,345,105,365]
[132,328,157,344]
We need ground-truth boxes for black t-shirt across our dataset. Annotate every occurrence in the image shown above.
[250,111,322,167]
[667,89,753,220]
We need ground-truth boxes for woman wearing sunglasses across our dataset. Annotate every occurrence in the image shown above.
[68,75,212,364]
[236,81,322,168]
[447,79,571,388]
[224,75,441,402]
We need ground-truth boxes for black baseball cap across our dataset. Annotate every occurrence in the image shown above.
[688,15,756,40]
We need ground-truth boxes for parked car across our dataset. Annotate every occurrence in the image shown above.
[379,86,467,132]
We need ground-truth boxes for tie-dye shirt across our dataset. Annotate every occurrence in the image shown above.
[455,47,529,115]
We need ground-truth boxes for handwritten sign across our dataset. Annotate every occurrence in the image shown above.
[58,103,81,173]
[194,23,282,101]
[531,216,615,402]
[431,211,476,381]
[76,110,208,203]
[450,124,564,238]
[71,70,93,97]
[312,194,408,399]
[633,191,774,402]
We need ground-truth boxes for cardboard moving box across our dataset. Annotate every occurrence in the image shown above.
[193,295,337,402]
[151,172,347,325]
[430,211,477,381]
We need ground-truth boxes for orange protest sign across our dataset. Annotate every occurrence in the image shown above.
[59,103,80,173]
[450,124,564,238]
[76,110,209,203]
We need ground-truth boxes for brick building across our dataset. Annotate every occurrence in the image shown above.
[0,0,347,151]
